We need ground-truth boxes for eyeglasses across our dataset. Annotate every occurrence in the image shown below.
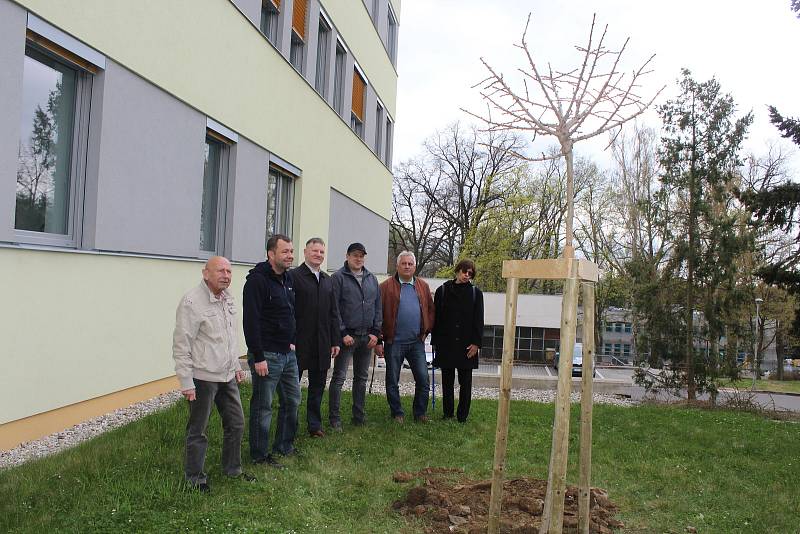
[462,270,475,278]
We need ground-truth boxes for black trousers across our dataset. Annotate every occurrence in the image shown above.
[440,368,473,422]
[300,365,328,433]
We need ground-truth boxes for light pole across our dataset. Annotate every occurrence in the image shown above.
[753,297,763,390]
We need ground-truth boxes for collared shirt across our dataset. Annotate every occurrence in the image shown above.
[172,280,241,390]
[305,262,321,282]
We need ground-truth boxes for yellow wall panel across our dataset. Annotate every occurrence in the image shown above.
[0,249,250,425]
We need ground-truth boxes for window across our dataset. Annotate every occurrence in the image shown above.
[613,343,622,355]
[605,322,613,332]
[314,17,331,96]
[384,117,393,166]
[15,43,92,247]
[374,102,383,154]
[350,68,366,138]
[372,0,381,22]
[623,344,631,357]
[289,0,307,73]
[333,43,346,115]
[260,0,280,44]
[604,343,613,356]
[265,166,294,244]
[624,322,632,333]
[614,322,623,332]
[200,135,229,254]
[387,5,398,64]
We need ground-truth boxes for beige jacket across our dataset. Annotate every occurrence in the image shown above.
[172,281,241,390]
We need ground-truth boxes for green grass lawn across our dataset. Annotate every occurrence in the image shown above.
[1,387,798,533]
[720,378,800,395]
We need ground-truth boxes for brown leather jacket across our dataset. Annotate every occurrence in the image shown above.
[379,275,435,344]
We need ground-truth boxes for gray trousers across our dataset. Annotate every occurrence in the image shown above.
[328,334,372,424]
[185,378,244,485]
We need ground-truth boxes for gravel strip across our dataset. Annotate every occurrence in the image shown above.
[0,391,183,471]
[1,375,634,470]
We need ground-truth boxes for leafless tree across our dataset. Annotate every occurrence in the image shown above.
[465,13,663,259]
[389,122,526,275]
[466,15,663,534]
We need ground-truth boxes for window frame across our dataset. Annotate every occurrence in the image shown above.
[350,66,366,139]
[265,164,296,246]
[14,40,94,249]
[374,101,384,155]
[384,116,394,167]
[260,0,280,45]
[333,41,347,116]
[199,132,231,258]
[314,16,331,97]
[387,4,398,65]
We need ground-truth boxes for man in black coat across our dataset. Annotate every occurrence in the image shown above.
[431,259,484,422]
[290,237,340,437]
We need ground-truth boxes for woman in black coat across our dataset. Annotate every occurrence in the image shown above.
[431,259,484,422]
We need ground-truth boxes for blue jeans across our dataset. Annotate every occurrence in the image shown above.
[384,340,429,418]
[248,351,301,461]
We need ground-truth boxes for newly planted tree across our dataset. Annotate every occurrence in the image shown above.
[467,14,662,534]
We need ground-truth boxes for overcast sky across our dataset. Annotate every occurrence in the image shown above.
[394,0,800,170]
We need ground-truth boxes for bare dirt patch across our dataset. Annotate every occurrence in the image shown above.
[392,468,624,533]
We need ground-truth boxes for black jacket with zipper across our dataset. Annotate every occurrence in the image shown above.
[243,261,296,361]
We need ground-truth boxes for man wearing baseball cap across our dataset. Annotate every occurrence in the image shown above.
[328,242,382,429]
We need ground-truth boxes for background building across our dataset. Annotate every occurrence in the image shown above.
[0,0,400,450]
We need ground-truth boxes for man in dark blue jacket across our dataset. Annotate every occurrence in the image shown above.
[243,234,299,467]
[328,243,382,429]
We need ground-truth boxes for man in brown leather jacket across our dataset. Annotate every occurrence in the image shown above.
[375,251,434,423]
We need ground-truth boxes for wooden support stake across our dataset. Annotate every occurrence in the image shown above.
[578,282,596,534]
[487,276,520,534]
[540,272,579,534]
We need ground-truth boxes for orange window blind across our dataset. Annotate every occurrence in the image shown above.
[270,0,281,9]
[292,0,307,40]
[351,69,366,121]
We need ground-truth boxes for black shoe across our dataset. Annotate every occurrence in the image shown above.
[330,421,343,432]
[193,482,210,493]
[351,418,366,426]
[254,455,286,469]
[265,454,286,469]
[233,472,257,482]
[442,414,454,420]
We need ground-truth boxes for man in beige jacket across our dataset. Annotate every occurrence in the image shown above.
[172,256,253,492]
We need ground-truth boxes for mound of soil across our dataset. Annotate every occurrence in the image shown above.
[392,468,624,534]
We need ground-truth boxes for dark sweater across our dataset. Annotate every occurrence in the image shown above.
[243,261,296,361]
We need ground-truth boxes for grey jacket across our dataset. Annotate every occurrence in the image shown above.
[330,262,382,338]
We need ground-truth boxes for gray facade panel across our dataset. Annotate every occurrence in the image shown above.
[328,188,389,274]
[231,0,262,27]
[0,2,27,242]
[229,137,269,264]
[92,61,206,257]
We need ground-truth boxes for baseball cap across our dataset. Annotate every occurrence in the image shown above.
[347,242,367,255]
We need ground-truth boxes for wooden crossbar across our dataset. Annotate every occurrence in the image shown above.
[501,259,599,282]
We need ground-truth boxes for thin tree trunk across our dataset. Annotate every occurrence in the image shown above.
[776,320,784,381]
[685,94,698,401]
